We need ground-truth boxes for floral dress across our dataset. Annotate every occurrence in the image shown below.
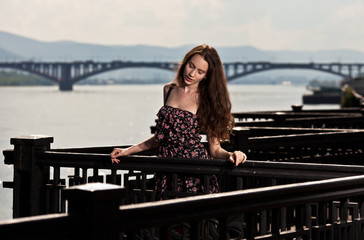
[154,105,219,199]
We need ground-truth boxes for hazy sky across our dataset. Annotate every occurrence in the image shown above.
[1,0,364,52]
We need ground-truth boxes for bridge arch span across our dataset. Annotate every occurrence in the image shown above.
[226,65,348,82]
[0,63,60,84]
[72,62,178,84]
[224,63,361,82]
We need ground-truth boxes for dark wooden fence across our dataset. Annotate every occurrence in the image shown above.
[2,175,364,239]
[229,127,364,164]
[2,107,364,239]
[2,130,364,239]
[233,106,364,129]
[229,106,364,164]
[3,130,364,216]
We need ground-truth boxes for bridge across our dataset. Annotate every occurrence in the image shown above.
[0,61,363,90]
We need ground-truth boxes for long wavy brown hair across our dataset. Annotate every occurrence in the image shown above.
[175,44,234,141]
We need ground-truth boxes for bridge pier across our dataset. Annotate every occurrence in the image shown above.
[59,63,73,91]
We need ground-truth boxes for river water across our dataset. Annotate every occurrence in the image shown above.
[0,84,338,220]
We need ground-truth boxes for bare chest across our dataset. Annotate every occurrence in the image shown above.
[166,89,199,114]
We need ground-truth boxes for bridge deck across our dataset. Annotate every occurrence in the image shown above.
[1,61,363,90]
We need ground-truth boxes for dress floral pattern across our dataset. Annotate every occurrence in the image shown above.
[154,105,219,199]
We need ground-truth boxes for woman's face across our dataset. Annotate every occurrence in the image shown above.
[183,54,208,87]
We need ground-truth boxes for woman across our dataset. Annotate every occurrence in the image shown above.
[111,44,247,197]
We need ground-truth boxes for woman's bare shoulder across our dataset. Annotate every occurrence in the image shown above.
[164,82,177,89]
[163,82,177,94]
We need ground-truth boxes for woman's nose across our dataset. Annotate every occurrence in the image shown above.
[189,69,196,76]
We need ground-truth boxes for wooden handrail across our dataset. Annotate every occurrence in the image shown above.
[0,213,81,240]
[35,151,364,179]
[3,175,364,239]
[117,175,364,230]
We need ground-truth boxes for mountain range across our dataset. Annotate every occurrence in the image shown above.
[1,30,364,85]
[1,30,364,63]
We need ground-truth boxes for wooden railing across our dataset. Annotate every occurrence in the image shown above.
[3,128,364,218]
[240,128,364,164]
[115,175,364,240]
[2,175,364,239]
[3,106,364,239]
[232,106,364,129]
[231,107,364,163]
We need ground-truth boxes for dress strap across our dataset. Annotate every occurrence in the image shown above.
[164,83,176,104]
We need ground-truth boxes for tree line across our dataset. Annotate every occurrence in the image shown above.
[0,70,55,86]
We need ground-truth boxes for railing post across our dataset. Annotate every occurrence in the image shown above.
[232,127,250,153]
[63,183,125,240]
[10,135,53,218]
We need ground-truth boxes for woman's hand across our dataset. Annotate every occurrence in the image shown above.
[110,148,128,164]
[229,151,247,167]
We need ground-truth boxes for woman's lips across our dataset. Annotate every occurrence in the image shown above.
[185,76,193,82]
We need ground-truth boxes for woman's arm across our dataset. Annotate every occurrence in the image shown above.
[208,136,247,167]
[110,136,159,163]
[111,84,172,163]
